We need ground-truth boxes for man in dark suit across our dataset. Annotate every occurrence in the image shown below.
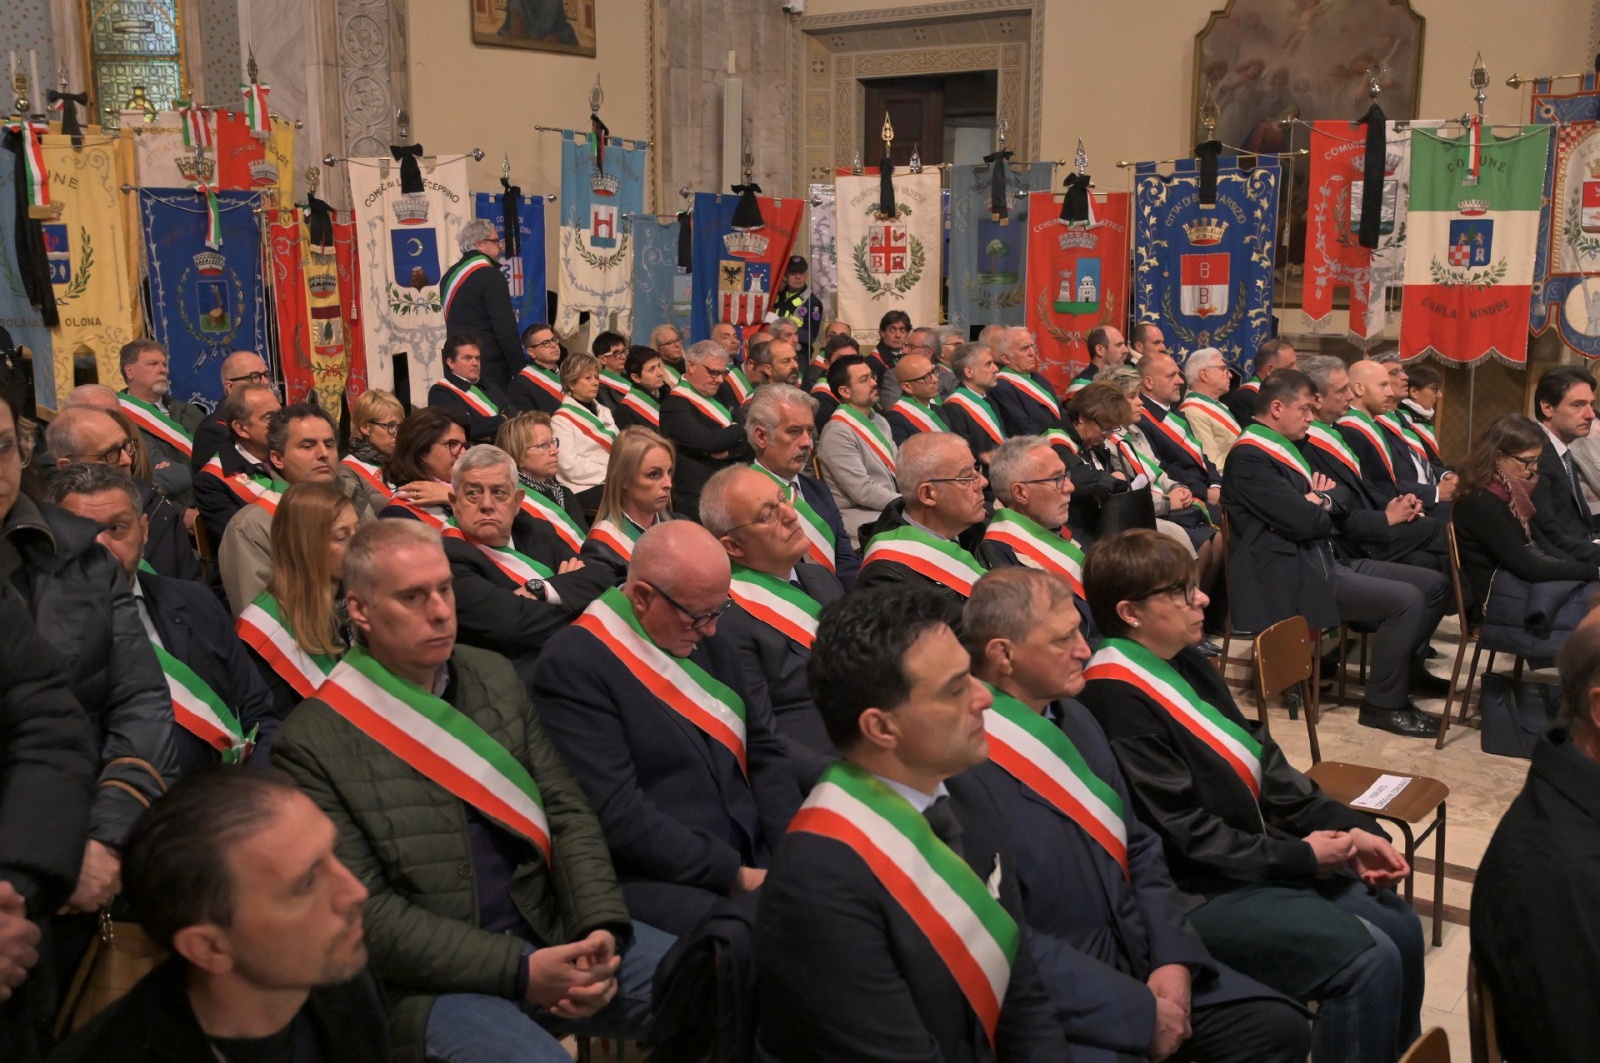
[867,309,911,384]
[1222,338,1296,427]
[192,382,281,549]
[944,342,1009,464]
[962,568,1310,1062]
[1339,360,1455,512]
[440,218,525,389]
[747,383,860,588]
[189,350,272,472]
[701,465,845,789]
[660,339,752,521]
[1138,352,1222,512]
[756,584,1066,1062]
[1223,371,1449,738]
[505,322,566,415]
[428,333,509,444]
[1531,364,1600,566]
[990,327,1062,438]
[532,521,801,937]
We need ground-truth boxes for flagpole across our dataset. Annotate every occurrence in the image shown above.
[1466,53,1490,445]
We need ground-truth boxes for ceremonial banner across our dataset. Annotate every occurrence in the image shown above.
[271,209,360,415]
[125,114,192,188]
[1302,121,1432,342]
[1024,190,1132,395]
[41,136,141,407]
[140,188,266,407]
[835,171,943,343]
[556,132,646,338]
[1133,158,1279,369]
[347,156,471,406]
[1530,75,1600,356]
[336,220,369,402]
[808,182,838,317]
[0,144,55,410]
[690,191,804,341]
[948,161,1054,329]
[474,191,547,334]
[630,214,691,345]
[1399,124,1550,364]
[269,211,310,403]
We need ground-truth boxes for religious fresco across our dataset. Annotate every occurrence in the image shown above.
[471,0,597,58]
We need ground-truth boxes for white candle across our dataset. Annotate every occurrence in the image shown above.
[29,50,38,99]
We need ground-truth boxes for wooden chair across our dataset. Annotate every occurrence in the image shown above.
[1213,516,1258,691]
[1436,524,1526,749]
[1251,617,1322,761]
[1467,959,1502,1063]
[1399,1027,1451,1063]
[191,515,215,580]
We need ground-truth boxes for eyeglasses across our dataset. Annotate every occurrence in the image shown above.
[226,370,271,385]
[1135,580,1200,607]
[723,497,795,536]
[1503,453,1540,470]
[1017,473,1070,491]
[0,433,34,468]
[433,438,467,456]
[528,437,560,453]
[906,368,940,385]
[370,420,402,435]
[527,337,560,350]
[905,342,936,353]
[460,483,514,505]
[701,365,731,379]
[72,439,137,465]
[649,582,733,631]
[926,467,984,488]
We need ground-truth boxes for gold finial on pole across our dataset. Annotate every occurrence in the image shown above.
[1198,83,1221,137]
[881,111,894,157]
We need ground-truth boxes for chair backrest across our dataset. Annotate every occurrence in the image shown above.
[192,514,215,570]
[1253,616,1312,703]
[1399,1027,1451,1063]
[1444,522,1473,633]
[1467,959,1502,1063]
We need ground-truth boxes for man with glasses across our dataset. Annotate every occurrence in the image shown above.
[700,465,845,788]
[884,351,949,446]
[661,339,752,521]
[443,445,609,685]
[651,324,688,386]
[747,383,860,588]
[533,521,802,936]
[817,355,901,549]
[1138,351,1223,513]
[876,327,938,409]
[194,381,282,550]
[189,350,272,472]
[591,330,632,417]
[442,218,525,390]
[507,322,566,415]
[979,436,1096,637]
[991,327,1062,437]
[1178,347,1243,470]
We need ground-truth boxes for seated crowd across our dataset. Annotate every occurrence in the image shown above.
[4,303,1598,1063]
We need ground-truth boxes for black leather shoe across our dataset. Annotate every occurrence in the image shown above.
[1358,702,1438,738]
[1410,669,1453,698]
[1195,639,1222,658]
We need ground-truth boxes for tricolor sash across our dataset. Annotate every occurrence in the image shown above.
[945,388,1005,445]
[727,366,754,405]
[789,762,1018,1044]
[442,523,554,585]
[1306,422,1361,478]
[555,400,617,452]
[981,686,1128,877]
[751,464,837,574]
[588,516,644,562]
[389,500,453,529]
[200,456,287,514]
[520,489,586,551]
[119,394,194,457]
[315,644,552,862]
[236,592,339,697]
[1230,423,1313,485]
[151,642,254,763]
[600,370,633,399]
[861,526,986,596]
[576,588,748,770]
[670,384,733,428]
[1114,436,1154,481]
[888,398,948,435]
[440,252,496,319]
[518,364,565,404]
[1042,428,1079,456]
[829,405,897,475]
[1380,413,1430,466]
[1141,408,1208,470]
[1402,414,1439,458]
[982,508,1085,597]
[342,455,391,500]
[1239,377,1262,394]
[438,377,501,417]
[1062,372,1095,401]
[729,565,820,649]
[810,378,834,400]
[1084,639,1264,801]
[1178,393,1242,438]
[618,387,661,427]
[1337,410,1396,481]
[998,369,1060,419]
[661,362,684,387]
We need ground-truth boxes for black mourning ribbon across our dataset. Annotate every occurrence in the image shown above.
[390,143,424,194]
[2,128,57,327]
[1195,140,1223,207]
[731,183,764,230]
[677,210,693,271]
[305,193,335,252]
[879,154,897,218]
[48,90,88,144]
[1060,173,1093,224]
[500,177,521,257]
[983,150,1014,220]
[1357,103,1387,250]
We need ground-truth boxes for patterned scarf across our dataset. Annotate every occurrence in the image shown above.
[519,471,566,507]
[1486,468,1538,542]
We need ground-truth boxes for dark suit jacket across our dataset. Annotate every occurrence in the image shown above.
[944,392,1006,462]
[135,477,200,583]
[976,535,1097,641]
[796,470,862,589]
[194,442,273,550]
[1531,440,1600,565]
[1221,385,1258,428]
[442,253,525,388]
[1302,432,1446,571]
[427,369,509,443]
[1138,396,1219,497]
[505,366,564,415]
[1336,416,1416,507]
[756,770,1067,1062]
[138,568,275,771]
[1451,488,1597,618]
[532,621,801,936]
[660,392,751,521]
[991,372,1061,437]
[187,409,229,473]
[855,499,987,625]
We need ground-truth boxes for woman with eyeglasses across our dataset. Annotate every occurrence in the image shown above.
[1452,413,1598,624]
[496,410,590,541]
[1079,529,1425,1063]
[615,345,667,430]
[552,352,617,512]
[344,388,405,511]
[379,407,469,528]
[580,427,678,583]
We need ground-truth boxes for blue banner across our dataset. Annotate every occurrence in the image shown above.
[689,191,804,343]
[1529,75,1600,357]
[0,146,55,411]
[140,189,266,408]
[474,191,548,334]
[1133,157,1279,370]
[631,214,690,345]
[556,133,646,336]
[948,161,1054,329]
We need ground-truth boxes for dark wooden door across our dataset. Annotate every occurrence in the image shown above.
[863,78,945,168]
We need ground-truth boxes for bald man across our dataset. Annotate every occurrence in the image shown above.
[883,352,950,446]
[532,521,802,936]
[191,350,271,472]
[1339,360,1455,510]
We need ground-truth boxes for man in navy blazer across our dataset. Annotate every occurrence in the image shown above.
[961,569,1310,1062]
[428,333,510,444]
[1340,360,1455,513]
[1138,353,1222,510]
[1531,365,1600,566]
[746,382,860,588]
[532,521,801,937]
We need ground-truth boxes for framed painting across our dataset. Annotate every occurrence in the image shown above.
[472,0,597,58]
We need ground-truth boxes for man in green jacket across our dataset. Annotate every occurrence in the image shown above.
[273,519,671,1063]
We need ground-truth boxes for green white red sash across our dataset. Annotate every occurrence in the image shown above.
[439,252,496,319]
[236,592,339,697]
[727,366,753,405]
[751,463,836,573]
[982,508,1085,597]
[588,517,643,562]
[670,384,733,427]
[661,362,684,387]
[1115,436,1153,480]
[520,489,585,550]
[518,363,564,404]
[315,644,552,863]
[829,405,897,475]
[600,370,632,399]
[1178,393,1241,438]
[1306,422,1361,478]
[618,387,661,426]
[388,499,452,529]
[1337,409,1396,481]
[810,377,834,400]
[1400,411,1439,457]
[342,454,391,500]
[1230,423,1312,485]
[789,762,1018,1044]
[1062,372,1095,401]
[981,686,1127,877]
[150,641,254,764]
[729,565,820,648]
[575,588,748,770]
[442,523,554,584]
[1380,412,1430,466]
[119,394,194,457]
[861,526,986,596]
[4,119,49,214]
[1141,407,1208,470]
[888,398,948,435]
[555,400,616,452]
[945,388,1005,445]
[1084,638,1263,801]
[1239,376,1261,394]
[438,377,501,417]
[1043,428,1079,455]
[998,369,1060,419]
[200,456,287,513]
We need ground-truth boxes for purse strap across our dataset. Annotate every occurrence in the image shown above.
[99,756,168,808]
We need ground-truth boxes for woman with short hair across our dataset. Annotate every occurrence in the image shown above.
[578,426,678,582]
[343,388,404,510]
[379,407,468,527]
[551,353,616,511]
[614,345,667,431]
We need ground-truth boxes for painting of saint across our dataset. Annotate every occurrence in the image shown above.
[472,0,597,58]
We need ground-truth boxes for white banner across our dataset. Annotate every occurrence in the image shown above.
[835,172,943,338]
[808,181,838,318]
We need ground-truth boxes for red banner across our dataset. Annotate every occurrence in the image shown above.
[270,209,364,421]
[337,219,368,404]
[214,110,269,191]
[269,212,312,404]
[1024,191,1131,394]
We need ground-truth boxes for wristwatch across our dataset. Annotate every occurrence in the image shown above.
[523,577,548,600]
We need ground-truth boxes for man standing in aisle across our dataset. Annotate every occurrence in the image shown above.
[441,218,525,390]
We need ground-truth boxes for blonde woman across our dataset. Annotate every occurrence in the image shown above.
[551,352,616,510]
[496,410,589,548]
[579,426,678,582]
[344,388,404,510]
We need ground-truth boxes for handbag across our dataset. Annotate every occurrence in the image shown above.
[1096,485,1157,536]
[1478,674,1561,759]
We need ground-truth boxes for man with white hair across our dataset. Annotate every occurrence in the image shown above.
[979,435,1095,636]
[943,342,1007,463]
[189,350,272,471]
[650,324,687,385]
[1179,347,1242,469]
[660,339,752,520]
[441,217,524,389]
[747,383,860,586]
[990,327,1061,436]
